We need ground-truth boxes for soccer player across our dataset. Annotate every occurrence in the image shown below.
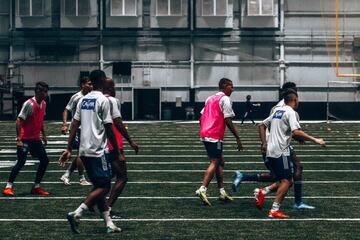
[195,78,243,206]
[241,95,260,125]
[59,70,121,234]
[233,82,316,209]
[2,82,50,196]
[103,78,139,218]
[258,90,325,218]
[60,76,92,186]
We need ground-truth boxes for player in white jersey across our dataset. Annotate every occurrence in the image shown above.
[59,70,122,234]
[60,77,92,186]
[258,90,325,218]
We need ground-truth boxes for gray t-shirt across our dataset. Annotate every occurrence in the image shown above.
[74,90,113,157]
[263,105,301,158]
[18,97,46,120]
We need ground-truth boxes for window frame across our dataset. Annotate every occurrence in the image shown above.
[110,0,138,17]
[18,0,44,17]
[64,0,91,17]
[156,0,183,17]
[201,0,228,17]
[247,0,274,17]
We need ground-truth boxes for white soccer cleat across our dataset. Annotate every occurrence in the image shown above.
[79,179,92,186]
[60,175,71,185]
[107,223,122,233]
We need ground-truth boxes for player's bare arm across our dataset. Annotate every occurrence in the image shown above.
[113,117,139,154]
[292,129,326,147]
[225,117,243,151]
[61,109,69,134]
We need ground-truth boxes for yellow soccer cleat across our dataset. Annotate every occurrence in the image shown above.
[195,189,211,206]
[218,192,234,202]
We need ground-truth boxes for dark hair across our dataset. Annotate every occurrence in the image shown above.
[80,76,90,86]
[246,95,251,100]
[218,78,232,90]
[35,81,49,92]
[89,70,106,89]
[284,89,298,104]
[280,82,297,98]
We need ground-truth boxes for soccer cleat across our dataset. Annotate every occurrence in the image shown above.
[67,212,80,234]
[232,171,243,192]
[268,210,289,218]
[294,202,315,210]
[79,179,91,186]
[30,187,50,195]
[107,224,122,233]
[218,192,234,202]
[60,175,71,186]
[195,189,211,206]
[2,187,15,196]
[254,188,265,210]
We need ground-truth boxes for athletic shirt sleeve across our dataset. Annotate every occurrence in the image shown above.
[101,98,113,124]
[220,96,235,118]
[288,109,301,131]
[109,97,121,119]
[18,100,33,120]
[263,113,273,128]
[65,94,75,111]
[73,98,82,121]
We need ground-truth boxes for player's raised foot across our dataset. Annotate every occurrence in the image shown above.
[294,202,315,210]
[2,187,15,196]
[107,223,122,233]
[60,175,71,185]
[67,212,80,234]
[218,192,234,202]
[268,210,289,218]
[30,187,50,195]
[254,188,265,210]
[232,171,243,192]
[79,179,91,186]
[195,189,211,206]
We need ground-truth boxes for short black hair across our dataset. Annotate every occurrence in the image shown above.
[35,81,49,92]
[284,89,298,104]
[280,82,297,98]
[218,78,232,90]
[89,70,106,89]
[246,95,251,100]
[80,76,90,86]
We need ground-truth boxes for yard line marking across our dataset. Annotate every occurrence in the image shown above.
[0,196,359,200]
[1,218,360,222]
[0,169,359,173]
[0,181,358,184]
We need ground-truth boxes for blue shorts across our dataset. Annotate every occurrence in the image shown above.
[70,129,81,150]
[266,154,294,181]
[81,155,111,188]
[203,141,223,159]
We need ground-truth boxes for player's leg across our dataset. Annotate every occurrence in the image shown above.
[215,155,233,202]
[2,140,29,196]
[31,141,50,195]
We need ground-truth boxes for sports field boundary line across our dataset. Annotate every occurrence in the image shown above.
[0,196,359,200]
[1,218,360,222]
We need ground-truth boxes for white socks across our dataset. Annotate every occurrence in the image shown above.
[263,186,271,195]
[270,202,280,212]
[219,188,226,196]
[33,183,40,188]
[199,186,207,192]
[6,182,13,188]
[102,210,115,227]
[64,170,71,178]
[73,203,88,218]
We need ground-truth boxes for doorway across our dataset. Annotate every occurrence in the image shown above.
[133,88,160,120]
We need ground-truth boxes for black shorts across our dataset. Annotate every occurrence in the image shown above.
[81,155,111,188]
[70,129,81,150]
[203,141,223,159]
[267,154,294,181]
[19,139,47,159]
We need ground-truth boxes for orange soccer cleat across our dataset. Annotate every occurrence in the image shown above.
[30,187,50,195]
[268,210,289,218]
[2,187,15,196]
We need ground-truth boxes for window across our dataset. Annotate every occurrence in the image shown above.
[111,0,137,16]
[202,0,228,16]
[113,62,132,84]
[18,0,44,16]
[156,0,182,16]
[247,0,274,16]
[64,0,90,16]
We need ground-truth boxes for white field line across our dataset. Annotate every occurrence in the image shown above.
[0,169,359,173]
[0,181,359,184]
[159,149,360,152]
[1,218,360,222]
[0,196,359,200]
